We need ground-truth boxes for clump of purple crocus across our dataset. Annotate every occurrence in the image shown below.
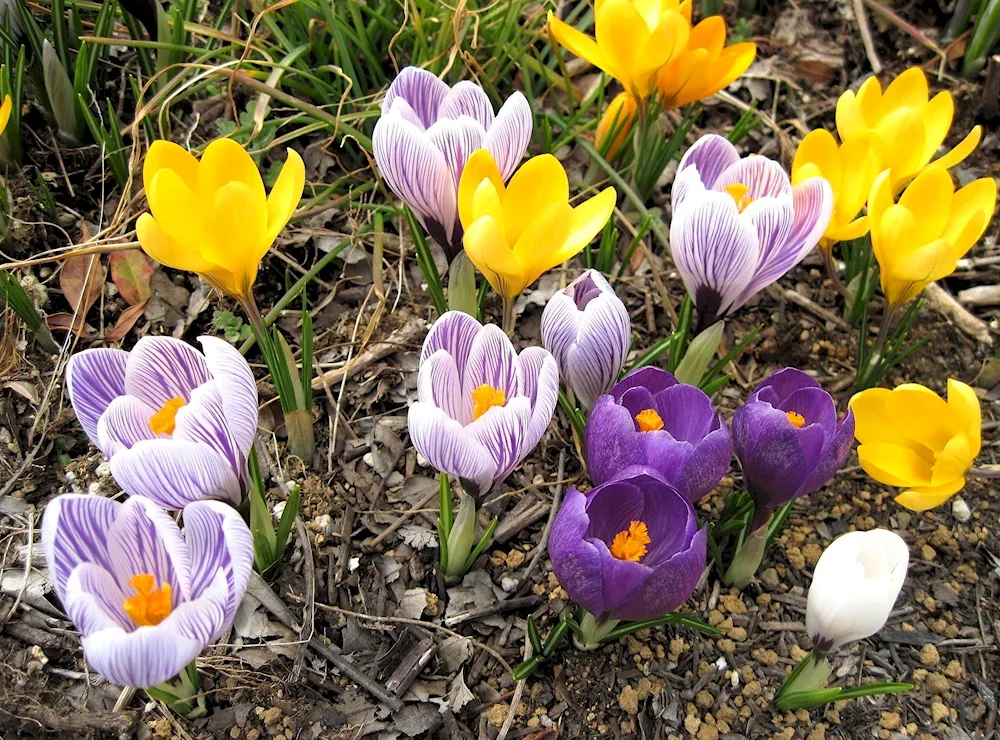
[372,67,532,260]
[670,134,833,327]
[733,368,855,526]
[408,311,559,497]
[65,336,258,509]
[541,269,631,409]
[41,494,253,688]
[548,472,707,624]
[585,367,732,501]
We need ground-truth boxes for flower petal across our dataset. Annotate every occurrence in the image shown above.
[124,336,211,410]
[421,310,485,376]
[408,401,498,494]
[108,496,192,603]
[198,336,259,459]
[563,292,631,408]
[585,395,645,486]
[173,381,246,483]
[439,81,495,129]
[63,563,132,634]
[264,148,305,245]
[198,138,266,207]
[418,350,472,425]
[66,348,129,447]
[143,140,200,197]
[462,323,521,400]
[548,488,606,615]
[202,181,270,292]
[426,116,487,187]
[81,623,203,689]
[502,155,570,247]
[517,347,560,453]
[466,397,532,485]
[97,395,160,457]
[677,134,741,193]
[546,12,613,80]
[42,494,120,597]
[383,67,450,128]
[484,92,533,180]
[714,154,792,200]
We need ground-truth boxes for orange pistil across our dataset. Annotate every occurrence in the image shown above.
[610,520,651,562]
[635,408,664,432]
[786,411,806,428]
[122,574,173,627]
[723,182,754,213]
[149,396,186,435]
[471,384,507,421]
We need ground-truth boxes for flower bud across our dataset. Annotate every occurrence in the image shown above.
[805,529,909,653]
[595,92,637,161]
[541,269,630,409]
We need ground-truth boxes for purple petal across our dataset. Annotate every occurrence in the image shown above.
[592,538,653,616]
[65,348,128,448]
[713,155,792,200]
[42,494,120,597]
[584,395,644,486]
[462,324,521,400]
[426,116,487,187]
[618,386,658,420]
[654,384,716,442]
[634,475,699,562]
[732,401,809,509]
[786,177,834,261]
[81,623,203,688]
[382,66,450,128]
[674,421,733,501]
[798,410,855,497]
[169,572,230,644]
[124,337,211,411]
[611,367,679,401]
[677,135,741,191]
[517,347,559,453]
[783,386,837,437]
[418,350,472,425]
[466,397,531,486]
[173,380,246,482]
[63,562,131,634]
[569,269,612,309]
[564,293,631,408]
[484,91,532,180]
[438,81,495,129]
[671,162,709,214]
[613,525,707,621]
[635,433,697,490]
[584,478,646,544]
[198,336,258,460]
[372,115,458,245]
[738,196,794,298]
[541,291,582,370]
[421,310,484,377]
[97,396,160,457]
[408,402,498,495]
[110,439,243,509]
[548,488,605,616]
[385,98,426,130]
[751,367,820,404]
[670,192,760,322]
[107,497,192,604]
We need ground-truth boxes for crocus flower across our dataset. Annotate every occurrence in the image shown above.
[42,494,253,688]
[540,269,631,409]
[65,336,258,509]
[458,149,617,303]
[372,67,532,261]
[732,368,854,523]
[806,529,909,653]
[836,67,982,192]
[408,311,559,496]
[850,379,980,512]
[595,92,638,161]
[656,15,756,110]
[0,94,10,138]
[669,134,832,326]
[792,129,880,247]
[584,367,731,501]
[548,472,707,621]
[868,167,996,307]
[547,0,692,101]
[136,138,305,303]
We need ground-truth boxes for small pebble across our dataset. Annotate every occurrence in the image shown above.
[930,702,950,722]
[951,497,971,522]
[919,643,940,667]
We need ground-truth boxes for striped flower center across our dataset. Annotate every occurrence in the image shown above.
[723,183,754,213]
[472,384,506,421]
[610,520,650,562]
[635,408,664,432]
[786,410,806,428]
[149,396,186,435]
[123,573,173,627]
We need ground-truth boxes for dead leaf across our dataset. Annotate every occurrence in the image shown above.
[103,299,149,343]
[447,670,475,712]
[396,588,432,620]
[59,253,104,333]
[45,312,95,339]
[3,380,40,404]
[110,249,153,306]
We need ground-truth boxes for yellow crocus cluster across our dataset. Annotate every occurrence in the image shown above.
[136,138,305,304]
[457,149,616,302]
[0,95,10,139]
[850,379,981,511]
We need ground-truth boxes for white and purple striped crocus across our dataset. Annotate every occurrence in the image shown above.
[408,311,559,497]
[372,66,532,260]
[541,269,631,409]
[670,134,833,326]
[65,336,258,509]
[42,494,253,688]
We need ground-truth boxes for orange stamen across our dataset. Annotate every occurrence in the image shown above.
[471,384,507,421]
[786,411,806,428]
[635,408,664,432]
[149,396,186,435]
[610,521,651,562]
[723,182,754,213]
[122,574,173,627]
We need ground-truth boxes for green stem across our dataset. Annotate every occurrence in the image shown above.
[147,660,206,718]
[574,611,621,651]
[724,517,771,588]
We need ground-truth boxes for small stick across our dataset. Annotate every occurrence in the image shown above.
[852,0,883,73]
[362,488,438,550]
[498,634,531,740]
[334,505,356,584]
[308,636,404,711]
[312,319,425,389]
[781,288,848,329]
[444,596,543,628]
[290,517,315,683]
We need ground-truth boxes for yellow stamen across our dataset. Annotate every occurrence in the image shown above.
[610,520,651,562]
[149,396,186,435]
[723,182,754,213]
[786,411,806,428]
[471,384,507,420]
[122,574,173,627]
[635,408,664,432]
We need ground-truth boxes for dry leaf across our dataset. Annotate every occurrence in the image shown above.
[45,312,95,339]
[103,299,149,342]
[110,249,153,306]
[59,252,104,334]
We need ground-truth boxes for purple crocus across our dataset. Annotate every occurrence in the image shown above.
[372,66,532,260]
[41,494,253,688]
[65,336,258,509]
[585,367,731,501]
[408,311,559,497]
[541,269,631,409]
[670,134,833,326]
[548,472,707,622]
[732,368,855,524]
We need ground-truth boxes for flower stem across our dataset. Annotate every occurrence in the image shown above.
[147,661,206,718]
[856,302,900,390]
[501,295,516,336]
[724,517,772,588]
[820,245,848,298]
[574,611,621,651]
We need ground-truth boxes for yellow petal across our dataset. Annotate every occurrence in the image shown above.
[595,0,651,96]
[265,148,305,245]
[547,12,613,78]
[897,167,953,243]
[596,92,638,159]
[873,109,926,189]
[926,124,981,173]
[942,176,996,256]
[198,138,267,208]
[827,215,869,243]
[687,15,725,55]
[880,67,929,112]
[561,186,618,261]
[930,433,974,486]
[502,154,569,247]
[634,11,690,98]
[893,476,965,512]
[632,0,667,30]
[203,181,269,298]
[917,91,953,167]
[835,135,881,223]
[657,48,707,110]
[853,74,885,124]
[857,442,933,488]
[512,202,574,287]
[136,212,215,274]
[471,178,506,238]
[792,129,841,190]
[0,95,11,138]
[458,149,505,230]
[463,215,527,300]
[883,237,955,305]
[850,383,952,449]
[946,378,982,455]
[147,168,204,253]
[143,140,200,199]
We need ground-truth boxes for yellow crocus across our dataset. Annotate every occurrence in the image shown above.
[547,0,692,101]
[458,149,617,302]
[0,95,10,138]
[791,129,880,247]
[136,138,305,303]
[657,15,756,110]
[850,379,981,511]
[868,167,996,307]
[836,67,982,191]
[596,91,638,160]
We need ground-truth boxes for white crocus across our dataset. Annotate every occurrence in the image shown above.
[806,529,909,653]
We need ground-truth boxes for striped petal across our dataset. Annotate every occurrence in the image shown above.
[65,348,129,448]
[540,290,582,371]
[418,350,472,425]
[174,381,246,483]
[41,494,120,597]
[466,397,532,485]
[785,177,834,261]
[96,395,161,457]
[110,439,243,509]
[462,324,521,400]
[63,563,132,634]
[198,336,258,459]
[677,134,741,191]
[714,154,792,200]
[485,92,532,180]
[518,347,560,452]
[420,310,484,377]
[565,292,631,408]
[408,401,498,495]
[737,196,795,301]
[426,116,487,187]
[124,336,211,410]
[81,623,203,689]
[383,66,450,129]
[107,497,192,604]
[439,81,495,129]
